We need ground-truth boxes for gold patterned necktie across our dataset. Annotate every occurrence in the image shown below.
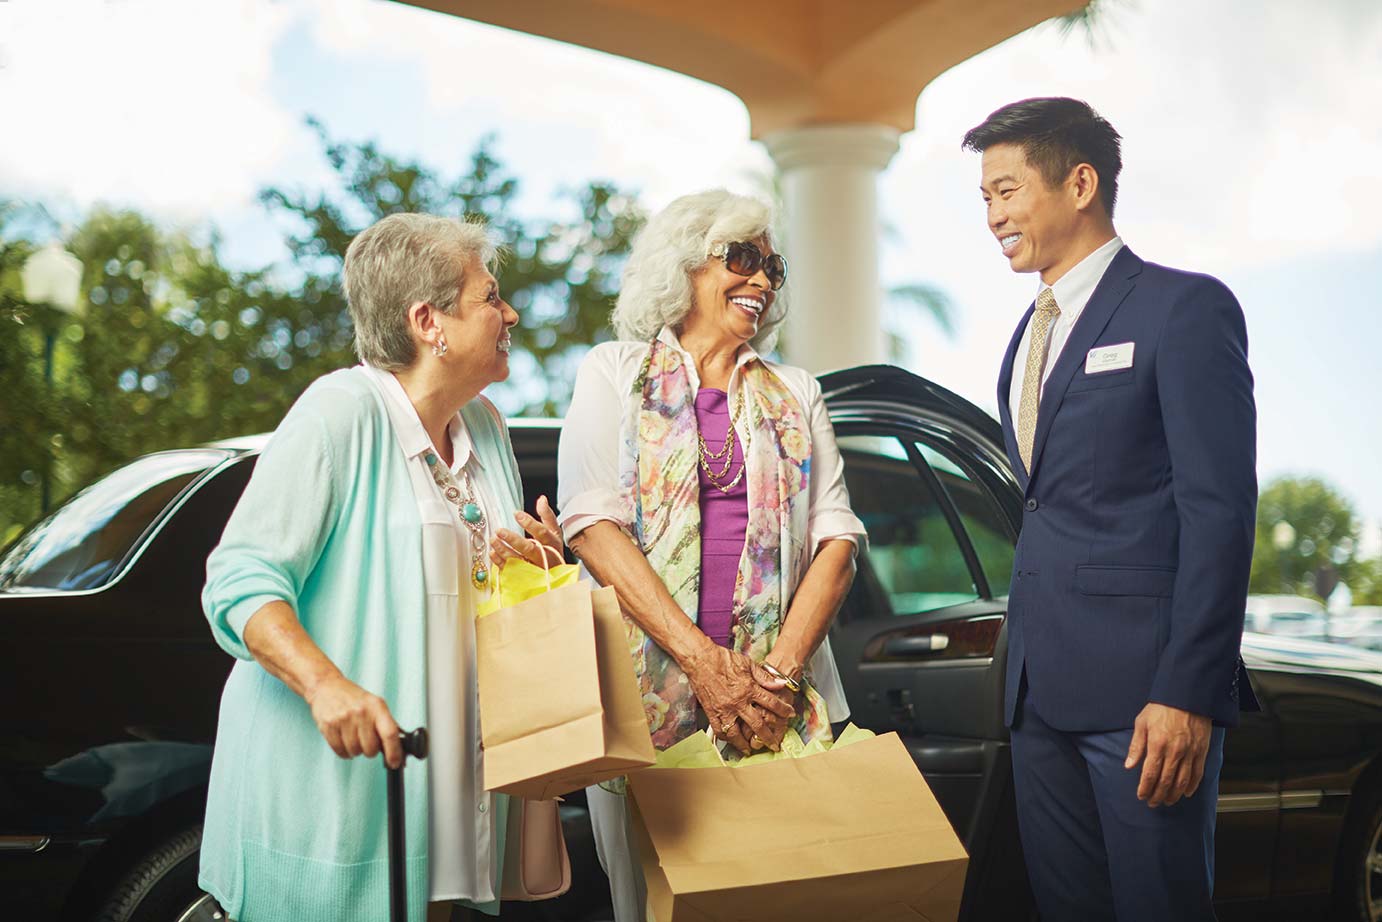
[1017,287,1061,473]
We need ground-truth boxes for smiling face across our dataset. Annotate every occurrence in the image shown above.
[980,142,1092,285]
[684,237,778,347]
[435,251,518,386]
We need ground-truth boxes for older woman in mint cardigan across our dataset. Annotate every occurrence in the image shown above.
[201,214,560,922]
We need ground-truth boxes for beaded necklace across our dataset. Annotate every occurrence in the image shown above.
[424,451,491,590]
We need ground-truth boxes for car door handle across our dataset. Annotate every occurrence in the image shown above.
[882,634,950,657]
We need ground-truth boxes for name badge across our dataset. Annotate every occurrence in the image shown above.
[1086,342,1135,374]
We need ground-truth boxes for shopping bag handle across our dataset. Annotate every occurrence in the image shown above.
[492,539,565,596]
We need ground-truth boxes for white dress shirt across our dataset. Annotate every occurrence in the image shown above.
[1007,235,1125,421]
[557,326,866,721]
[362,365,498,904]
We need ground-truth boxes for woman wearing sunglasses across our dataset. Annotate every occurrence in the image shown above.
[556,189,866,920]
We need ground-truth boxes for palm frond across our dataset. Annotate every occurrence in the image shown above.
[889,282,956,338]
[1054,0,1131,46]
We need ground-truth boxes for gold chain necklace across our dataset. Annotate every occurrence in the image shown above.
[697,389,747,494]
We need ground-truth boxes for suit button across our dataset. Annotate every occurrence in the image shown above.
[1025,499,1038,512]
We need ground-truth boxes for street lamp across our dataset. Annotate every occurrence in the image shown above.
[1272,520,1297,598]
[21,242,84,513]
[1271,521,1297,552]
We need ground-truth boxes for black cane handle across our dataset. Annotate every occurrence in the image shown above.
[400,727,428,761]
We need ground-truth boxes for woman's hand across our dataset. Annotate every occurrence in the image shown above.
[305,673,404,769]
[682,645,795,754]
[242,600,405,769]
[490,495,563,568]
[744,652,804,750]
[739,684,798,751]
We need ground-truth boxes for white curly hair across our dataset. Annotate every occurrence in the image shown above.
[611,189,787,352]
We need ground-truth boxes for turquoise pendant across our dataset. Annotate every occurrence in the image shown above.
[473,566,488,589]
[425,452,438,466]
[462,502,482,524]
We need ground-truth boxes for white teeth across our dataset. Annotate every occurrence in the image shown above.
[1000,234,1021,249]
[497,337,511,353]
[729,297,763,314]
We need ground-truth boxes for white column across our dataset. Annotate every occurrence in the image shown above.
[762,124,901,372]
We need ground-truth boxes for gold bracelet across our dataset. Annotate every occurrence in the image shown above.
[761,661,801,694]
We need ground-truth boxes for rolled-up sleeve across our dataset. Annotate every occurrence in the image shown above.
[202,398,339,661]
[558,344,631,541]
[803,376,867,556]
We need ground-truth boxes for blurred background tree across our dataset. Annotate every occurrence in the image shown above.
[1,122,642,544]
[261,118,642,416]
[1249,475,1368,603]
[0,212,49,539]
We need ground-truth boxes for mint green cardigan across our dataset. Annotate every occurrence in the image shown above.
[200,368,521,922]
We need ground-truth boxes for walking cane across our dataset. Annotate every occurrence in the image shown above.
[388,727,429,922]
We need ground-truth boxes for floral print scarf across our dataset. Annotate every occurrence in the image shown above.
[616,333,831,753]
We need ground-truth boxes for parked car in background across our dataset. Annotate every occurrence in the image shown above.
[1329,607,1382,652]
[6,365,1382,921]
[1246,594,1330,642]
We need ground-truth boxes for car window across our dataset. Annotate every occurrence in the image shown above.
[914,441,1015,598]
[0,450,228,592]
[837,434,979,617]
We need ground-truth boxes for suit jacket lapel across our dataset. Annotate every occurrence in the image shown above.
[997,305,1032,490]
[1026,247,1145,487]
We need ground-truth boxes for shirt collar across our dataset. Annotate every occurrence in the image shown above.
[656,325,761,378]
[361,364,479,471]
[1038,235,1125,323]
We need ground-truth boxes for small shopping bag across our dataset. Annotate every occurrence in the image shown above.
[477,558,655,800]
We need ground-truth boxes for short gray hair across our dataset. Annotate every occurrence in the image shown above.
[342,213,497,370]
[612,190,786,351]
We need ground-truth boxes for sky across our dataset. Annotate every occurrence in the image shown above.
[2,0,1379,538]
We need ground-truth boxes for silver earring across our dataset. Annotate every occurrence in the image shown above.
[431,337,448,357]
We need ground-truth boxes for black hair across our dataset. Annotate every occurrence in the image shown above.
[962,97,1123,216]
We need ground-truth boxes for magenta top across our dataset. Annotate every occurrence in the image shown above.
[695,388,749,647]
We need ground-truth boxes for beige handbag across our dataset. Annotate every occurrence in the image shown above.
[501,796,572,901]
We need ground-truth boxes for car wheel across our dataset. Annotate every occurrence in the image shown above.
[95,825,210,922]
[1335,782,1382,922]
[174,894,228,922]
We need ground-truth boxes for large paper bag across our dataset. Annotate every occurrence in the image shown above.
[627,731,968,922]
[478,581,655,799]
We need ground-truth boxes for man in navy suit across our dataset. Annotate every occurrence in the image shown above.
[962,98,1258,921]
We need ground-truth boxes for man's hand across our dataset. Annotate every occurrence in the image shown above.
[1124,702,1212,808]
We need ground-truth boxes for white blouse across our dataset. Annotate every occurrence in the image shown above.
[362,366,499,904]
[556,327,867,720]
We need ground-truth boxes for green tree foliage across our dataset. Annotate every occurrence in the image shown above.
[0,214,48,540]
[261,118,642,415]
[0,124,642,540]
[1350,558,1382,607]
[1250,475,1364,602]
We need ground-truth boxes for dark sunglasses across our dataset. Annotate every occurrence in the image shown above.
[711,240,788,291]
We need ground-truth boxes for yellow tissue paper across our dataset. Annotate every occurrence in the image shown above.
[477,557,579,617]
[832,723,877,749]
[653,731,726,770]
[649,724,875,769]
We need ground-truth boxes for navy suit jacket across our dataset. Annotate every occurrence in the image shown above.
[998,246,1259,731]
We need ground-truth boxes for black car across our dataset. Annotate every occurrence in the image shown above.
[4,365,1382,922]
